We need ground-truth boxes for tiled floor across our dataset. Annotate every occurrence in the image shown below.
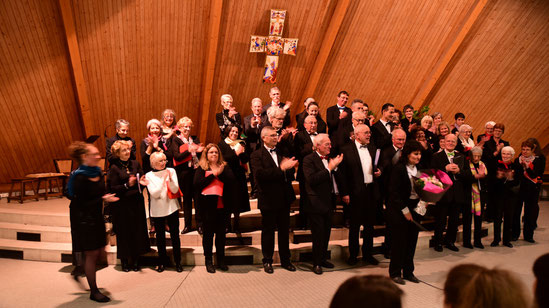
[0,202,547,308]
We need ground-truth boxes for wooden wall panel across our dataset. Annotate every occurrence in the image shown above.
[313,0,478,117]
[70,0,210,155]
[0,0,82,183]
[205,0,337,142]
[426,0,549,152]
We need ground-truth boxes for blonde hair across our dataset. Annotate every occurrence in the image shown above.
[177,117,193,127]
[111,140,132,158]
[437,121,451,135]
[198,143,225,171]
[421,115,433,127]
[147,119,162,131]
[221,94,233,103]
[150,152,167,170]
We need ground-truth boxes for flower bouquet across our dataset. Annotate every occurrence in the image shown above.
[412,169,453,215]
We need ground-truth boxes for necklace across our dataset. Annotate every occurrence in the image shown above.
[120,160,130,174]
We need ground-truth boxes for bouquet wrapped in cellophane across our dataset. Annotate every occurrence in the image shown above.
[412,169,453,215]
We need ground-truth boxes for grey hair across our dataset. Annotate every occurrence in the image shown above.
[304,115,317,124]
[313,133,330,147]
[459,124,473,134]
[352,111,366,120]
[470,146,483,155]
[267,106,286,120]
[146,119,162,131]
[221,94,233,102]
[150,151,167,169]
[485,121,496,128]
[269,87,280,94]
[260,126,276,138]
[115,119,129,130]
[251,97,262,105]
[501,146,515,157]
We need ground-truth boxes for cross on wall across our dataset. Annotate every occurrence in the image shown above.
[249,9,299,84]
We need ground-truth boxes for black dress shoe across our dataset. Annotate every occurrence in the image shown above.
[403,274,420,283]
[321,261,335,269]
[217,263,229,271]
[281,263,296,272]
[198,226,204,235]
[263,263,274,274]
[434,244,443,252]
[90,291,111,303]
[363,255,379,265]
[503,242,513,248]
[474,242,484,249]
[206,262,216,273]
[176,264,184,272]
[121,263,130,272]
[524,238,535,243]
[490,241,499,247]
[156,265,165,273]
[181,227,193,234]
[463,243,474,249]
[313,265,323,275]
[347,256,359,266]
[445,244,459,252]
[391,276,405,285]
[384,252,391,259]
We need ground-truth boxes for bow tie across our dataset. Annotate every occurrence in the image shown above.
[385,122,391,126]
[360,145,368,149]
[320,155,328,160]
[338,106,345,110]
[269,148,276,153]
[309,132,318,136]
[447,151,455,157]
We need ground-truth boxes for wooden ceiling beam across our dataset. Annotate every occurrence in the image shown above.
[58,0,94,138]
[198,0,224,142]
[410,0,488,110]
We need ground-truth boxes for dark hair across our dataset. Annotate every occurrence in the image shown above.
[394,109,402,120]
[330,275,403,308]
[337,90,349,97]
[521,140,536,151]
[223,124,242,139]
[382,103,394,112]
[403,104,414,112]
[68,141,89,165]
[410,127,426,139]
[494,123,505,133]
[399,140,423,164]
[444,264,485,307]
[533,253,549,308]
[306,101,319,110]
[526,138,543,156]
[454,112,465,120]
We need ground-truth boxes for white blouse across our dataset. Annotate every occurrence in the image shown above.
[145,168,180,218]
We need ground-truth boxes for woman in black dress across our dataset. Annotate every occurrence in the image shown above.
[218,124,251,233]
[67,142,118,302]
[193,144,237,273]
[107,140,151,272]
[141,119,169,174]
[387,140,425,285]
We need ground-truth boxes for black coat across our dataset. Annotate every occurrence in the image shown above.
[243,113,268,153]
[379,146,398,195]
[371,120,393,149]
[215,110,242,138]
[193,166,238,216]
[293,130,315,180]
[106,134,136,167]
[140,137,172,174]
[482,138,509,173]
[430,150,468,204]
[302,152,341,214]
[218,140,251,213]
[515,155,546,194]
[296,114,327,134]
[106,160,150,259]
[326,105,352,136]
[250,147,296,211]
[387,163,418,215]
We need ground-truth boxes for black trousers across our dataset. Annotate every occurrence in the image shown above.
[462,197,484,245]
[388,199,420,278]
[260,208,290,264]
[152,211,181,266]
[493,197,515,243]
[513,188,540,240]
[308,211,333,266]
[202,202,227,262]
[348,184,376,258]
[297,180,308,228]
[433,201,460,245]
[177,169,201,228]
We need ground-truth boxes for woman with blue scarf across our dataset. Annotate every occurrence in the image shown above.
[67,142,118,303]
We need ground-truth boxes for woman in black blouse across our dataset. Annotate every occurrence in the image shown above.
[141,119,170,174]
[218,125,251,232]
[107,140,150,272]
[387,140,425,285]
[512,139,546,243]
[193,144,237,273]
[215,94,242,138]
[67,142,118,302]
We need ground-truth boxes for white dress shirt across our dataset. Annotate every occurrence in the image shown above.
[355,140,373,183]
[380,119,392,134]
[264,145,278,167]
[145,168,180,218]
[316,152,339,194]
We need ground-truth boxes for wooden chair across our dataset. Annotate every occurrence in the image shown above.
[53,158,73,175]
[8,177,39,203]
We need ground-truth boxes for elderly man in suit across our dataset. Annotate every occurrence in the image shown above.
[430,133,467,252]
[244,98,268,198]
[250,126,298,273]
[262,87,291,128]
[303,134,343,274]
[371,103,396,149]
[326,90,351,137]
[338,124,382,266]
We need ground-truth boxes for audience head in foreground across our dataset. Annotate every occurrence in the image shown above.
[330,275,403,308]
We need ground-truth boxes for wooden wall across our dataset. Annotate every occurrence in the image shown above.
[1,0,548,184]
[0,0,83,183]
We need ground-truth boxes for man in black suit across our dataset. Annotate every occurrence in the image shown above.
[430,134,467,252]
[302,134,343,274]
[379,128,407,258]
[296,97,315,129]
[371,103,396,149]
[326,90,351,137]
[106,119,136,167]
[243,98,268,198]
[294,115,318,229]
[338,124,382,266]
[250,126,298,274]
[332,111,366,154]
[262,87,291,128]
[265,106,295,157]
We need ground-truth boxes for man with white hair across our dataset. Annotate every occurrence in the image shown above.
[302,134,344,274]
[244,97,268,198]
[265,106,295,157]
[262,87,291,128]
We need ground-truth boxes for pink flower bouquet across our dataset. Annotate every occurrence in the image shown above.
[413,169,453,203]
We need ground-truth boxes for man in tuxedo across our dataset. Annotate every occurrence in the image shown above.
[371,103,396,149]
[265,106,295,157]
[379,129,407,258]
[262,87,291,128]
[326,90,351,137]
[332,111,366,154]
[244,97,268,198]
[294,115,318,229]
[302,134,343,274]
[250,126,298,273]
[296,97,315,129]
[430,134,467,252]
[338,124,382,266]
